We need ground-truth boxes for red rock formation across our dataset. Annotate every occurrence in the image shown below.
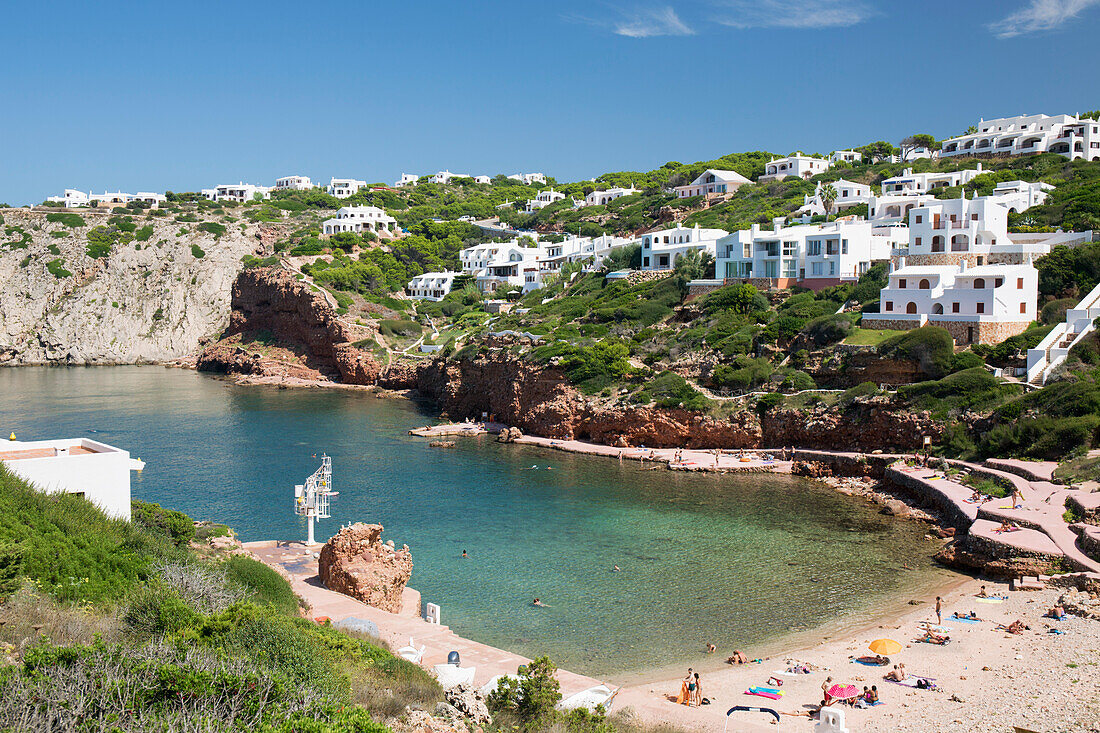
[318,523,412,613]
[198,268,380,384]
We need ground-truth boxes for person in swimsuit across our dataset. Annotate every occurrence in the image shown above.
[690,672,701,706]
[461,550,467,558]
[532,598,545,607]
[935,596,942,625]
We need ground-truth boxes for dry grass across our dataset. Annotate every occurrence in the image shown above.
[0,584,123,653]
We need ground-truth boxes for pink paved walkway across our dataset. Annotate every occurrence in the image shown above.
[243,541,605,699]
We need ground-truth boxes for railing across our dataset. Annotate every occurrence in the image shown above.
[1026,279,1100,383]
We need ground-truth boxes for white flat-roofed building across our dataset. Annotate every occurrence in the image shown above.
[829,150,863,164]
[132,192,166,208]
[89,191,135,206]
[275,176,312,191]
[322,206,397,236]
[1,437,143,520]
[508,173,546,185]
[584,186,639,206]
[429,170,469,185]
[990,180,1053,211]
[638,224,729,271]
[473,175,492,184]
[328,178,367,198]
[524,188,565,212]
[880,165,984,196]
[868,193,937,224]
[799,178,872,216]
[940,113,1100,161]
[673,169,751,198]
[205,183,272,203]
[395,174,419,188]
[905,195,1011,260]
[46,189,90,208]
[863,258,1037,345]
[407,271,460,300]
[759,154,831,182]
[715,219,897,289]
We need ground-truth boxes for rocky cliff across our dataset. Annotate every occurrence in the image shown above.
[0,208,269,364]
[318,523,412,614]
[196,268,381,384]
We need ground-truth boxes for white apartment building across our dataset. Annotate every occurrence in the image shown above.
[903,194,1030,262]
[524,188,565,212]
[204,183,272,203]
[584,186,639,206]
[322,206,397,236]
[799,178,872,216]
[407,271,460,300]
[673,169,752,198]
[863,258,1037,345]
[759,154,831,182]
[714,219,899,289]
[328,178,367,198]
[275,176,312,191]
[395,174,420,188]
[940,113,1100,161]
[990,180,1053,211]
[132,192,167,207]
[48,190,166,208]
[829,150,863,164]
[1,437,144,520]
[868,193,937,224]
[638,224,729,271]
[880,165,984,196]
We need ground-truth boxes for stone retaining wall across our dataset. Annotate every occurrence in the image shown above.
[1075,524,1100,562]
[884,466,973,529]
[791,450,898,479]
[625,270,674,286]
[984,458,1051,483]
[965,532,1064,564]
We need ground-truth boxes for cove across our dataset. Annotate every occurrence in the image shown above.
[0,366,953,678]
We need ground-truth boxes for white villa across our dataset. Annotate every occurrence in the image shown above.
[673,169,752,199]
[868,193,937,224]
[275,176,312,191]
[395,174,420,187]
[904,194,1030,262]
[990,180,1053,211]
[429,170,467,185]
[474,175,492,184]
[584,186,639,206]
[638,224,729,271]
[407,271,460,300]
[203,183,272,203]
[940,113,1100,161]
[759,154,831,182]
[46,189,90,208]
[322,206,397,236]
[1,437,143,520]
[508,173,546,185]
[799,179,872,217]
[524,188,565,212]
[829,150,863,165]
[454,233,632,294]
[47,190,167,208]
[328,178,367,198]
[714,219,900,289]
[880,165,984,196]
[863,258,1037,345]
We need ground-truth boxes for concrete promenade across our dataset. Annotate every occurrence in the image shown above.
[243,540,605,699]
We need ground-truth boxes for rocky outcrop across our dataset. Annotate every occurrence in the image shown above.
[935,538,1063,579]
[198,268,381,384]
[318,523,412,614]
[801,348,930,388]
[0,209,266,364]
[442,685,492,726]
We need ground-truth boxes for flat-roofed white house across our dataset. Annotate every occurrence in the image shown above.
[322,206,397,236]
[940,113,1100,161]
[584,186,639,206]
[407,271,460,300]
[429,170,470,185]
[474,175,492,184]
[133,192,166,208]
[714,219,898,290]
[1,437,143,520]
[880,165,984,196]
[990,180,1053,211]
[868,193,937,224]
[507,173,546,185]
[524,188,565,212]
[799,179,872,217]
[829,150,863,164]
[863,258,1038,345]
[205,183,272,203]
[395,174,420,188]
[46,189,90,208]
[638,224,729,271]
[328,178,367,198]
[275,176,312,191]
[759,155,831,182]
[673,169,752,198]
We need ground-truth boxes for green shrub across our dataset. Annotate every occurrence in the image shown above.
[711,356,773,391]
[635,371,708,410]
[878,326,954,378]
[700,283,768,314]
[131,500,195,546]
[378,319,422,339]
[134,225,154,242]
[198,221,227,238]
[840,381,879,406]
[1041,298,1076,325]
[756,393,784,414]
[124,584,203,634]
[224,555,299,615]
[46,212,85,228]
[0,542,25,599]
[803,313,855,346]
[191,243,206,258]
[487,656,561,725]
[46,258,72,278]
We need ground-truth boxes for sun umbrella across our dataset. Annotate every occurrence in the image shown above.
[827,684,860,700]
[869,638,902,656]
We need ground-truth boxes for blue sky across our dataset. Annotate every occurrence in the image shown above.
[1,0,1098,204]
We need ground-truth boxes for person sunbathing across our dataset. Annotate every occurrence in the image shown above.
[866,685,879,704]
[1047,604,1066,620]
[918,629,950,644]
[999,619,1027,634]
[871,654,889,665]
[885,663,907,681]
[978,585,988,597]
[995,520,1018,533]
[726,650,749,665]
[952,611,981,621]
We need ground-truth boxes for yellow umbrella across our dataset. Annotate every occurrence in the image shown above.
[869,638,902,656]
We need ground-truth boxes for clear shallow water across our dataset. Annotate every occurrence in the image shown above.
[0,366,951,677]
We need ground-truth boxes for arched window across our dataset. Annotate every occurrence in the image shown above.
[906,302,917,314]
[919,279,930,289]
[974,278,986,289]
[932,235,945,252]
[932,303,944,315]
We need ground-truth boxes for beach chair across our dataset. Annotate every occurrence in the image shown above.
[397,637,425,664]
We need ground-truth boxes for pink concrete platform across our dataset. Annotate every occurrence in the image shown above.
[969,519,1063,556]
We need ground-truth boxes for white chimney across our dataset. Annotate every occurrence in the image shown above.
[959,259,967,272]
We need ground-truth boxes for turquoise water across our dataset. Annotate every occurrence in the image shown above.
[0,366,950,678]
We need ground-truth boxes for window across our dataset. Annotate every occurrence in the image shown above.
[782,240,797,256]
[1020,302,1027,314]
[1017,277,1024,289]
[972,214,978,221]
[899,279,907,289]
[811,262,823,275]
[915,215,923,224]
[915,237,922,247]
[842,240,848,254]
[885,301,892,312]
[974,278,985,289]
[782,259,797,278]
[952,302,959,313]
[977,302,985,314]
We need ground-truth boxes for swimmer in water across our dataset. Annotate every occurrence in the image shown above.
[613,565,620,572]
[533,598,546,607]
[461,550,467,558]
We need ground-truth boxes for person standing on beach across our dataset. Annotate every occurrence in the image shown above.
[692,672,702,706]
[935,596,942,624]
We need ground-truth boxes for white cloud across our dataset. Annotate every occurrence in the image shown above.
[992,0,1100,38]
[612,6,695,37]
[713,0,874,29]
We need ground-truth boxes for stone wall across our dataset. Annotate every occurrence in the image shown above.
[858,317,915,332]
[884,466,973,530]
[931,318,1031,346]
[895,252,1028,268]
[625,270,675,286]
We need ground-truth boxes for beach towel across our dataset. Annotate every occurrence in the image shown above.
[950,616,981,624]
[853,656,889,666]
[889,677,935,690]
[744,690,782,700]
[1048,628,1066,635]
[918,623,953,633]
[749,686,783,696]
[975,597,1005,604]
[675,682,688,705]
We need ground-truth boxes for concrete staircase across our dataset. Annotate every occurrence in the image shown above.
[1027,280,1100,385]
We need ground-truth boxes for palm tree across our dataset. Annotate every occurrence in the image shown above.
[819,183,838,218]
